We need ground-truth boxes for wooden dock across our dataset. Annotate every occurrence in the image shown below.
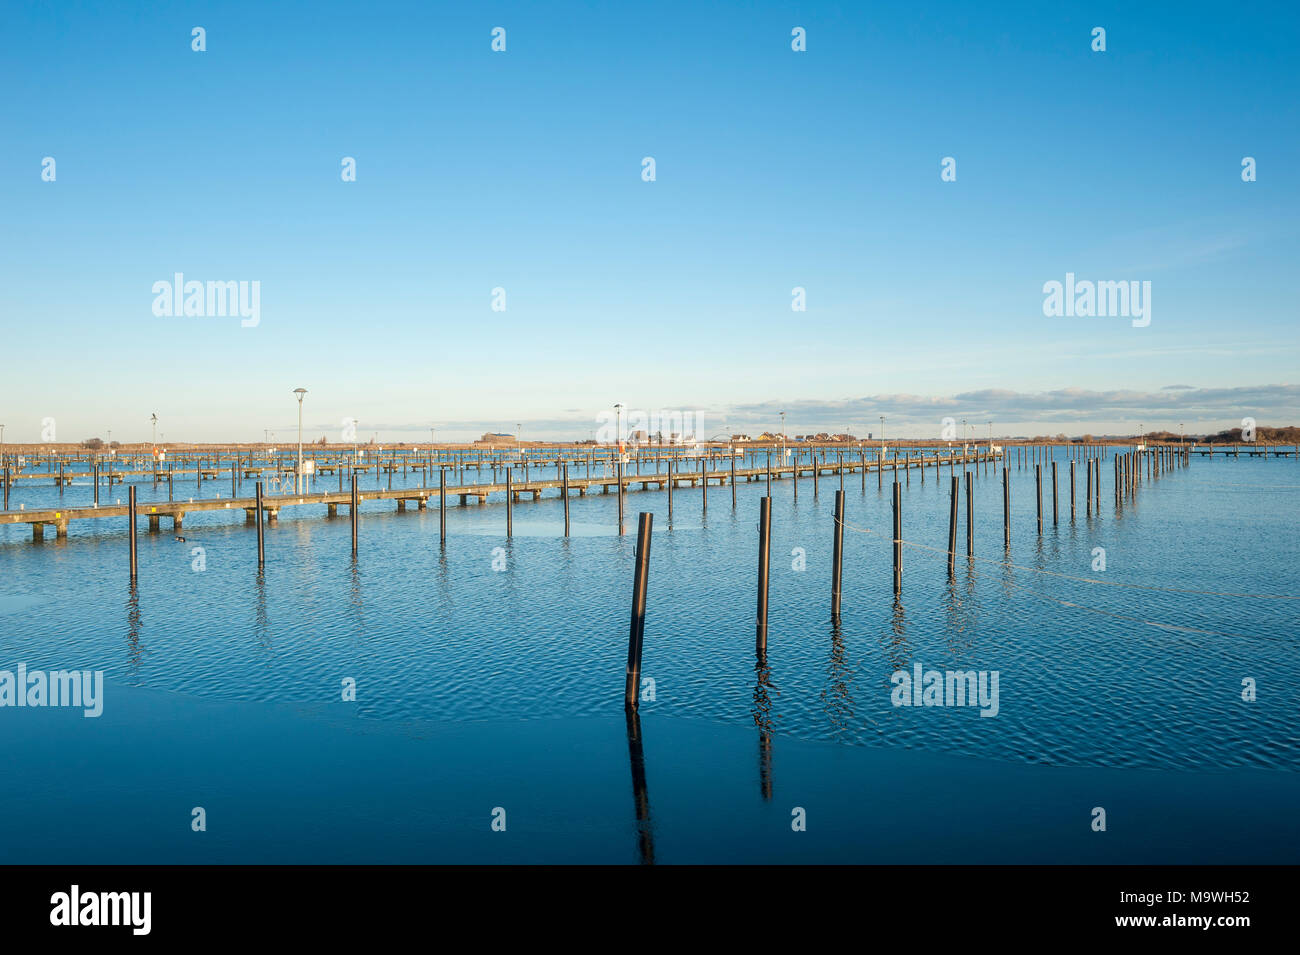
[3,450,1000,540]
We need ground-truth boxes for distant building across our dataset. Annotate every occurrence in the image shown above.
[476,432,516,445]
[731,434,752,442]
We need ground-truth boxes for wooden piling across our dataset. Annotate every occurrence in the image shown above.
[128,485,138,579]
[756,496,772,652]
[439,469,446,544]
[667,459,674,520]
[562,464,570,537]
[831,490,845,620]
[1035,464,1043,533]
[1002,467,1010,549]
[1051,461,1058,525]
[1069,461,1075,521]
[255,481,265,569]
[965,471,974,557]
[623,512,653,710]
[892,481,903,596]
[507,467,514,538]
[947,476,958,578]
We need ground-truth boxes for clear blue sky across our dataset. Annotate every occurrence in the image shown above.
[1,0,1296,442]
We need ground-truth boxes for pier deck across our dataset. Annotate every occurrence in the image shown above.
[3,451,999,540]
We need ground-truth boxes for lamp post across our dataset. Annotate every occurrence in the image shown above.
[614,403,625,450]
[151,413,157,447]
[293,388,307,493]
[780,411,786,460]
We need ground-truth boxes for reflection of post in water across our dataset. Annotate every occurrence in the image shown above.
[821,620,855,737]
[348,558,365,636]
[255,570,272,651]
[891,596,907,648]
[125,582,143,667]
[752,653,776,801]
[624,708,655,865]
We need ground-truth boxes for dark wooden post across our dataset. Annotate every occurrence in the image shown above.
[1002,467,1010,549]
[439,469,446,544]
[756,496,772,652]
[1035,464,1043,533]
[965,471,974,557]
[128,485,138,580]
[892,481,902,596]
[1069,461,1075,521]
[667,459,674,520]
[255,481,265,569]
[562,463,570,536]
[831,490,845,620]
[623,512,653,710]
[1085,458,1092,517]
[506,467,514,538]
[1051,461,1059,525]
[947,476,958,579]
[349,474,359,556]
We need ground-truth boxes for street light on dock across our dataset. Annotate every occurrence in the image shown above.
[293,388,307,493]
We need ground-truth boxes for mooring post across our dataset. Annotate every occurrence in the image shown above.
[701,459,707,514]
[731,452,737,507]
[616,457,628,531]
[1002,466,1010,549]
[439,469,447,544]
[351,474,359,557]
[892,480,903,596]
[1069,461,1076,521]
[667,459,674,520]
[506,467,514,538]
[623,512,653,710]
[128,485,138,580]
[255,481,265,569]
[562,463,570,537]
[756,496,772,653]
[1035,464,1043,533]
[965,471,974,557]
[947,475,958,579]
[831,489,845,620]
[93,462,99,506]
[1051,461,1059,525]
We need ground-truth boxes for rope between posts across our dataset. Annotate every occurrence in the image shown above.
[837,516,1299,602]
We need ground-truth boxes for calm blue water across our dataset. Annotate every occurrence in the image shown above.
[2,450,1298,861]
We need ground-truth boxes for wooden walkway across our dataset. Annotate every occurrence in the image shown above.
[3,451,1000,540]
